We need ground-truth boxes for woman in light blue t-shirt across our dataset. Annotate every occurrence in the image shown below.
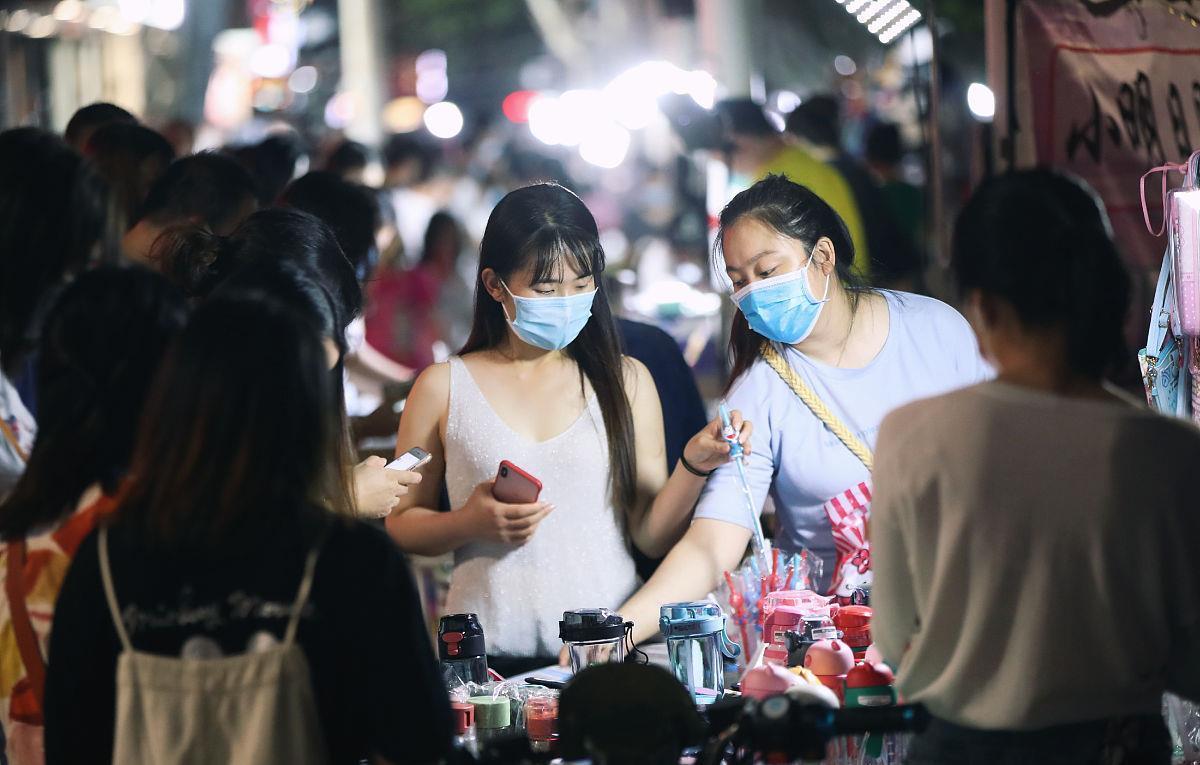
[618,175,989,644]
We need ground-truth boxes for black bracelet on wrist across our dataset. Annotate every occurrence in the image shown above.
[679,455,714,478]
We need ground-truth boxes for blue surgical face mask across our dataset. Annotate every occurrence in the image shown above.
[501,281,597,351]
[731,256,830,344]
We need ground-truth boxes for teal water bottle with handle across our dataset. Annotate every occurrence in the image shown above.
[659,601,741,705]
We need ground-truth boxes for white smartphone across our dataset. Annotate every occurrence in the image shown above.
[387,447,431,472]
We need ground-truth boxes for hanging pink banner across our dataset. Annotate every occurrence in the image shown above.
[998,1,1200,276]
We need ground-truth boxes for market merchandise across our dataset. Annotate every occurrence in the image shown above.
[438,613,489,686]
[558,608,630,674]
[659,601,741,704]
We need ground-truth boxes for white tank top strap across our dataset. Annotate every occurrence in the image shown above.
[98,525,134,652]
[446,356,470,441]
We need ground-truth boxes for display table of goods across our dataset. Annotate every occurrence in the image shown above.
[434,574,921,764]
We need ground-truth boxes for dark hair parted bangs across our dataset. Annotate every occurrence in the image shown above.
[524,227,599,285]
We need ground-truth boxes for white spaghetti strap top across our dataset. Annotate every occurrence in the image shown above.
[443,356,639,658]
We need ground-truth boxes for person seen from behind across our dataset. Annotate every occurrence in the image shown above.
[63,103,136,152]
[44,277,453,764]
[84,123,176,234]
[122,152,258,265]
[871,169,1200,764]
[0,128,113,496]
[155,208,420,521]
[0,267,185,765]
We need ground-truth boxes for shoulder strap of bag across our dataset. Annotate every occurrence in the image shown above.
[1148,250,1174,351]
[760,344,874,471]
[5,541,46,710]
[0,417,28,463]
[98,526,134,652]
[283,544,321,646]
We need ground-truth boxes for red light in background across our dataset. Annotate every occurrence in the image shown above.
[502,90,536,123]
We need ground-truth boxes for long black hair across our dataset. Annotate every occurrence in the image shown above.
[0,266,186,539]
[280,171,381,283]
[715,174,871,390]
[953,169,1131,380]
[116,291,346,551]
[420,211,465,268]
[154,209,363,513]
[0,128,114,376]
[461,183,636,516]
[156,207,363,350]
[85,122,176,232]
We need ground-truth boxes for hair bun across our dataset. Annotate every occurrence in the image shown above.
[154,224,231,298]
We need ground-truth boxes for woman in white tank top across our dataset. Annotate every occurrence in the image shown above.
[387,183,750,670]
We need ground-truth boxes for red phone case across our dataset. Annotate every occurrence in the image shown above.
[493,460,542,504]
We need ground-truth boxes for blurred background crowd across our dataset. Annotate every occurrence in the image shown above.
[0,0,992,408]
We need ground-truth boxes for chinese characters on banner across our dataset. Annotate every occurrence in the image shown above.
[993,0,1200,321]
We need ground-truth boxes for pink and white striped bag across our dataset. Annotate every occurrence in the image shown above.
[824,482,873,604]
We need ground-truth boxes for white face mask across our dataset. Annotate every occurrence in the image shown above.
[500,281,598,351]
[731,256,831,344]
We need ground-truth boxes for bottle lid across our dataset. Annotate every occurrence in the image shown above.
[450,701,475,735]
[845,661,895,689]
[559,608,627,642]
[802,639,855,676]
[439,613,486,660]
[659,601,725,638]
[833,605,872,630]
[468,696,511,729]
[763,605,808,630]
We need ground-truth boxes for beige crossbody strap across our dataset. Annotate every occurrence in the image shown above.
[98,526,134,651]
[283,545,321,646]
[760,344,874,471]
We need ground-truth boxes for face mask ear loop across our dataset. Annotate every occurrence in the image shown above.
[497,278,517,324]
[804,251,833,304]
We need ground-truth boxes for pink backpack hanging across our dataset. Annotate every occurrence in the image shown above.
[1142,149,1200,336]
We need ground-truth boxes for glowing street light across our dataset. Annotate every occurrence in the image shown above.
[424,101,464,139]
[579,122,631,169]
[967,82,995,122]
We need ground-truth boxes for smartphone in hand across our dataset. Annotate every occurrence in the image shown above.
[387,447,431,472]
[493,460,542,503]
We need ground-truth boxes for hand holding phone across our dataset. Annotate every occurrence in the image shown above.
[459,461,552,546]
[354,454,423,520]
[492,460,542,503]
[387,447,431,472]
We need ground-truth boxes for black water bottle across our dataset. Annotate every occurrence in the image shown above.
[438,613,489,686]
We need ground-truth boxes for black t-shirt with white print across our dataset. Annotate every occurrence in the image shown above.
[44,516,452,764]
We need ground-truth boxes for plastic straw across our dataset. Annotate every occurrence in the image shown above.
[719,401,770,573]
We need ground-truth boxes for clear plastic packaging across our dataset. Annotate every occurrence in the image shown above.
[713,548,823,671]
[824,733,912,764]
[1166,693,1200,763]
